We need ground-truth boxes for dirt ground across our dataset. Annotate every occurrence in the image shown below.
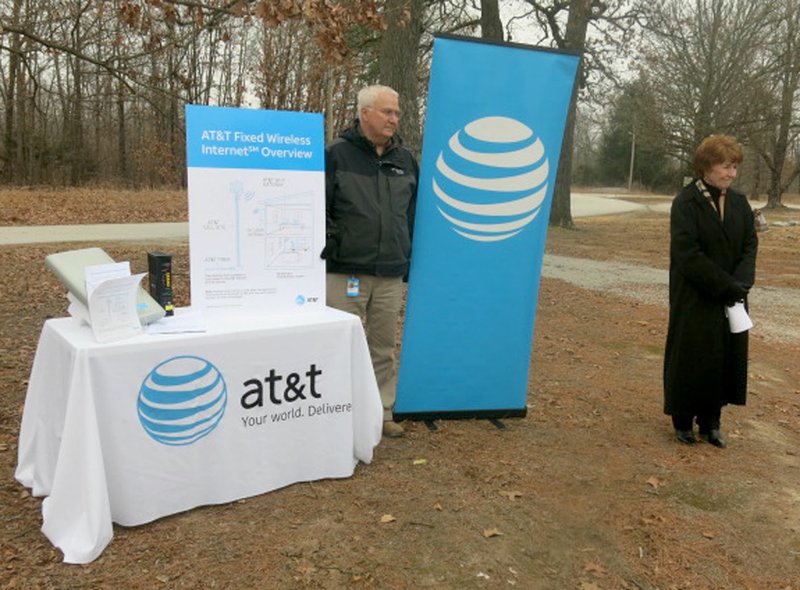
[1,187,798,590]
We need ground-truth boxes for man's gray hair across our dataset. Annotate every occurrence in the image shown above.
[357,85,398,122]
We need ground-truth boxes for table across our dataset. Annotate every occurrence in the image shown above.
[15,308,382,564]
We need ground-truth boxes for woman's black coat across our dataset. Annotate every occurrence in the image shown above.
[663,181,758,416]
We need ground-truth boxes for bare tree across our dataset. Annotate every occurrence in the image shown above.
[549,0,590,228]
[520,0,640,227]
[0,0,386,186]
[639,0,775,169]
[1,0,24,183]
[759,0,800,208]
[379,0,425,155]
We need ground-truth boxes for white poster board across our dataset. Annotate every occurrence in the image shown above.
[186,105,325,314]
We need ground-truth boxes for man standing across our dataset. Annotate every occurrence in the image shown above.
[323,85,419,438]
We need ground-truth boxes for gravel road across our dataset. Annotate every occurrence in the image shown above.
[542,253,800,343]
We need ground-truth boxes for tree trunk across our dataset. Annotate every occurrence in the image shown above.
[480,0,503,41]
[766,109,789,209]
[67,8,88,186]
[3,0,24,183]
[766,1,800,209]
[549,0,591,228]
[379,0,425,157]
[551,90,579,227]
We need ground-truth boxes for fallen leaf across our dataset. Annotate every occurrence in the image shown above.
[702,531,715,539]
[380,514,396,524]
[412,458,427,465]
[646,476,664,488]
[583,561,606,575]
[500,490,523,500]
[482,528,503,538]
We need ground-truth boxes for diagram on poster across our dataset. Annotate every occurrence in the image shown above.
[195,175,315,272]
[186,105,325,314]
[264,194,314,268]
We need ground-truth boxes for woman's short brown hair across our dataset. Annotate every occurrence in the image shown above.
[694,135,744,178]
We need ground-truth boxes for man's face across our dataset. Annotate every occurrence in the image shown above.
[360,91,401,147]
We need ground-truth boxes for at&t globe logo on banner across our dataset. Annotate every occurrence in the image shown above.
[433,116,549,242]
[138,356,228,446]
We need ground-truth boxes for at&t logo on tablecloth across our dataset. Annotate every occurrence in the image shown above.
[138,356,228,446]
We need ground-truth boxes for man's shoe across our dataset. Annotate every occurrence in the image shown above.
[382,421,405,438]
[675,429,696,445]
[702,429,727,448]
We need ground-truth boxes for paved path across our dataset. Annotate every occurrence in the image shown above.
[0,193,671,245]
[0,222,189,245]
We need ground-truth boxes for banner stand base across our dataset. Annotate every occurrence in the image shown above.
[489,418,507,430]
[393,408,526,422]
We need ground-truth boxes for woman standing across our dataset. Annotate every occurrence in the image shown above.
[663,135,758,448]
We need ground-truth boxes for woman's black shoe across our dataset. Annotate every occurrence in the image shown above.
[702,429,727,448]
[675,429,696,445]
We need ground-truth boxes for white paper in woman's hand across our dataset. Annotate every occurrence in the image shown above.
[725,301,753,333]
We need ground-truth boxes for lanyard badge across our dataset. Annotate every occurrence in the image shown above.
[346,277,360,297]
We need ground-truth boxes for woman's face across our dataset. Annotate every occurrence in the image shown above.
[704,161,738,190]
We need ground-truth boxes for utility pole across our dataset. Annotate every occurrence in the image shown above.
[627,125,636,191]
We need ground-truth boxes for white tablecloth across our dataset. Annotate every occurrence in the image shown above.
[15,308,382,564]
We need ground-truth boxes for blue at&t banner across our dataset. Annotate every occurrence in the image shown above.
[394,35,580,419]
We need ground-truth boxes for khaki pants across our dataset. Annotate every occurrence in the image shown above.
[326,273,404,421]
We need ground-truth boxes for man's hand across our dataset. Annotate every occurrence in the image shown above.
[321,234,337,260]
